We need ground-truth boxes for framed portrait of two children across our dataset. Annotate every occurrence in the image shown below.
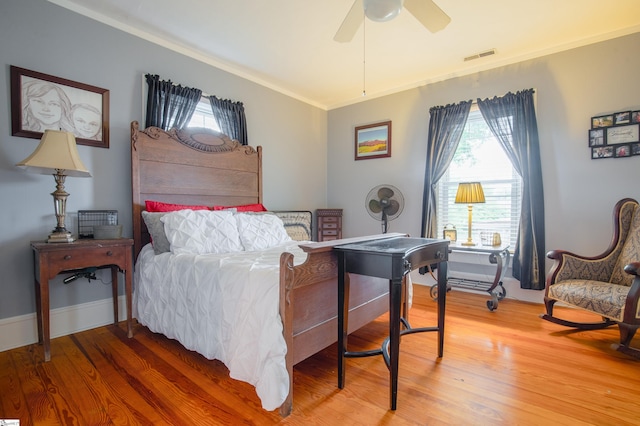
[10,65,110,148]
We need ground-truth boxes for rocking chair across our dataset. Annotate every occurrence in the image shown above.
[541,198,640,359]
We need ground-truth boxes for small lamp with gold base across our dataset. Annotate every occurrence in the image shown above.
[16,130,91,243]
[455,182,485,246]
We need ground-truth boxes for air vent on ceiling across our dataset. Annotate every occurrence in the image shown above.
[463,49,496,62]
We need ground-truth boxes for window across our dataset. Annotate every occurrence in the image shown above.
[436,107,522,248]
[187,97,220,131]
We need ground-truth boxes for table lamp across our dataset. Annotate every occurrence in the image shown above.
[455,182,485,246]
[16,130,91,243]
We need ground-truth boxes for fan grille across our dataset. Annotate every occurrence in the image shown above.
[365,184,404,232]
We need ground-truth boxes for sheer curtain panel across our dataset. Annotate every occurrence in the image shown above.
[420,101,472,239]
[209,96,248,145]
[145,74,202,130]
[477,89,545,290]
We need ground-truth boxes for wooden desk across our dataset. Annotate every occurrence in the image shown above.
[31,238,134,361]
[334,236,449,410]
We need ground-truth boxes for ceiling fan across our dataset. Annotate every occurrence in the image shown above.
[334,0,451,43]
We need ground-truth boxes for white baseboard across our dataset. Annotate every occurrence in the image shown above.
[410,269,544,305]
[0,295,129,353]
[2,269,543,354]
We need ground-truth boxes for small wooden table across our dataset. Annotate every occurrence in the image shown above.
[31,238,134,361]
[334,236,449,410]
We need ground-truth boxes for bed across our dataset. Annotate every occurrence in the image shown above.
[130,121,395,416]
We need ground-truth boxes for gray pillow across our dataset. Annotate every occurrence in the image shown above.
[141,211,170,254]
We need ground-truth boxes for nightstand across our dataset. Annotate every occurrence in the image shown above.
[31,238,134,361]
[317,208,343,241]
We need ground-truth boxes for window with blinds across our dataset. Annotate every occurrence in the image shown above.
[436,108,522,248]
[187,97,221,131]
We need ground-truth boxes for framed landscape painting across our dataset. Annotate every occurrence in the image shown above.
[355,121,391,160]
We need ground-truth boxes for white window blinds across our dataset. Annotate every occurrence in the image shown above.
[436,108,522,248]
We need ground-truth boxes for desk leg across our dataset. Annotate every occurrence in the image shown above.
[402,275,409,324]
[389,276,403,410]
[437,260,448,358]
[337,253,349,389]
[111,266,119,326]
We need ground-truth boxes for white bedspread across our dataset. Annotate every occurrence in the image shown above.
[134,241,309,411]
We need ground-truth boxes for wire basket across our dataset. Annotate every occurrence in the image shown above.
[479,230,502,246]
[78,210,118,239]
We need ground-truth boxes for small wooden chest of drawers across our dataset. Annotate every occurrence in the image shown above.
[317,209,343,242]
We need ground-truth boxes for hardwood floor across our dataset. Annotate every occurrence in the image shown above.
[1,286,639,425]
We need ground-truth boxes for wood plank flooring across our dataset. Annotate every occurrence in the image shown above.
[1,286,639,425]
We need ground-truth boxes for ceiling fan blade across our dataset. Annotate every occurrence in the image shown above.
[334,0,364,43]
[404,0,451,33]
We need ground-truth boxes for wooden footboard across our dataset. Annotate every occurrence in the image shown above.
[278,233,404,416]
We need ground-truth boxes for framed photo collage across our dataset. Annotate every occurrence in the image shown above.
[589,110,640,159]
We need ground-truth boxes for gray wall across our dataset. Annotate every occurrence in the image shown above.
[0,0,328,319]
[2,0,639,322]
[328,32,640,290]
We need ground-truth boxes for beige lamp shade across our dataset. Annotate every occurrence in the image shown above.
[16,130,91,243]
[455,182,485,204]
[455,182,485,246]
[16,130,91,177]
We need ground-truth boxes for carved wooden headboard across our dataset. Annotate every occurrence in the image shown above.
[130,121,262,258]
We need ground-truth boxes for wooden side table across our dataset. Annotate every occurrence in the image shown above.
[31,238,134,361]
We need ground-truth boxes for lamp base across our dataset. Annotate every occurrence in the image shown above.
[48,231,74,243]
[461,241,476,246]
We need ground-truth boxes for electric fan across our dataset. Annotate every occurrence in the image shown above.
[365,184,405,233]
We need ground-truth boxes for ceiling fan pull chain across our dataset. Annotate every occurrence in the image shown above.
[362,15,367,97]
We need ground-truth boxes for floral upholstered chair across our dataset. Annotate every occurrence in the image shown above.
[541,198,640,359]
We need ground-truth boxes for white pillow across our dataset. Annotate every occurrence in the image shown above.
[161,210,244,254]
[235,213,292,251]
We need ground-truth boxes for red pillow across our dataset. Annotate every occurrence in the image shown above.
[212,203,268,212]
[145,200,210,213]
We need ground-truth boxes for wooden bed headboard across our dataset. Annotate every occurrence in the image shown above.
[130,121,262,258]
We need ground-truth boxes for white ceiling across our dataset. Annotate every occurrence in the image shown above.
[50,0,640,110]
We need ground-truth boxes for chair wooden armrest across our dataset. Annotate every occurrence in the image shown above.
[624,262,640,276]
[622,263,640,325]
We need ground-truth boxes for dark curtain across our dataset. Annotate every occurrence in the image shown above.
[420,101,472,239]
[209,96,248,145]
[477,89,545,290]
[145,74,202,130]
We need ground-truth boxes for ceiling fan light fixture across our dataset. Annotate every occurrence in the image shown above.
[364,0,404,22]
